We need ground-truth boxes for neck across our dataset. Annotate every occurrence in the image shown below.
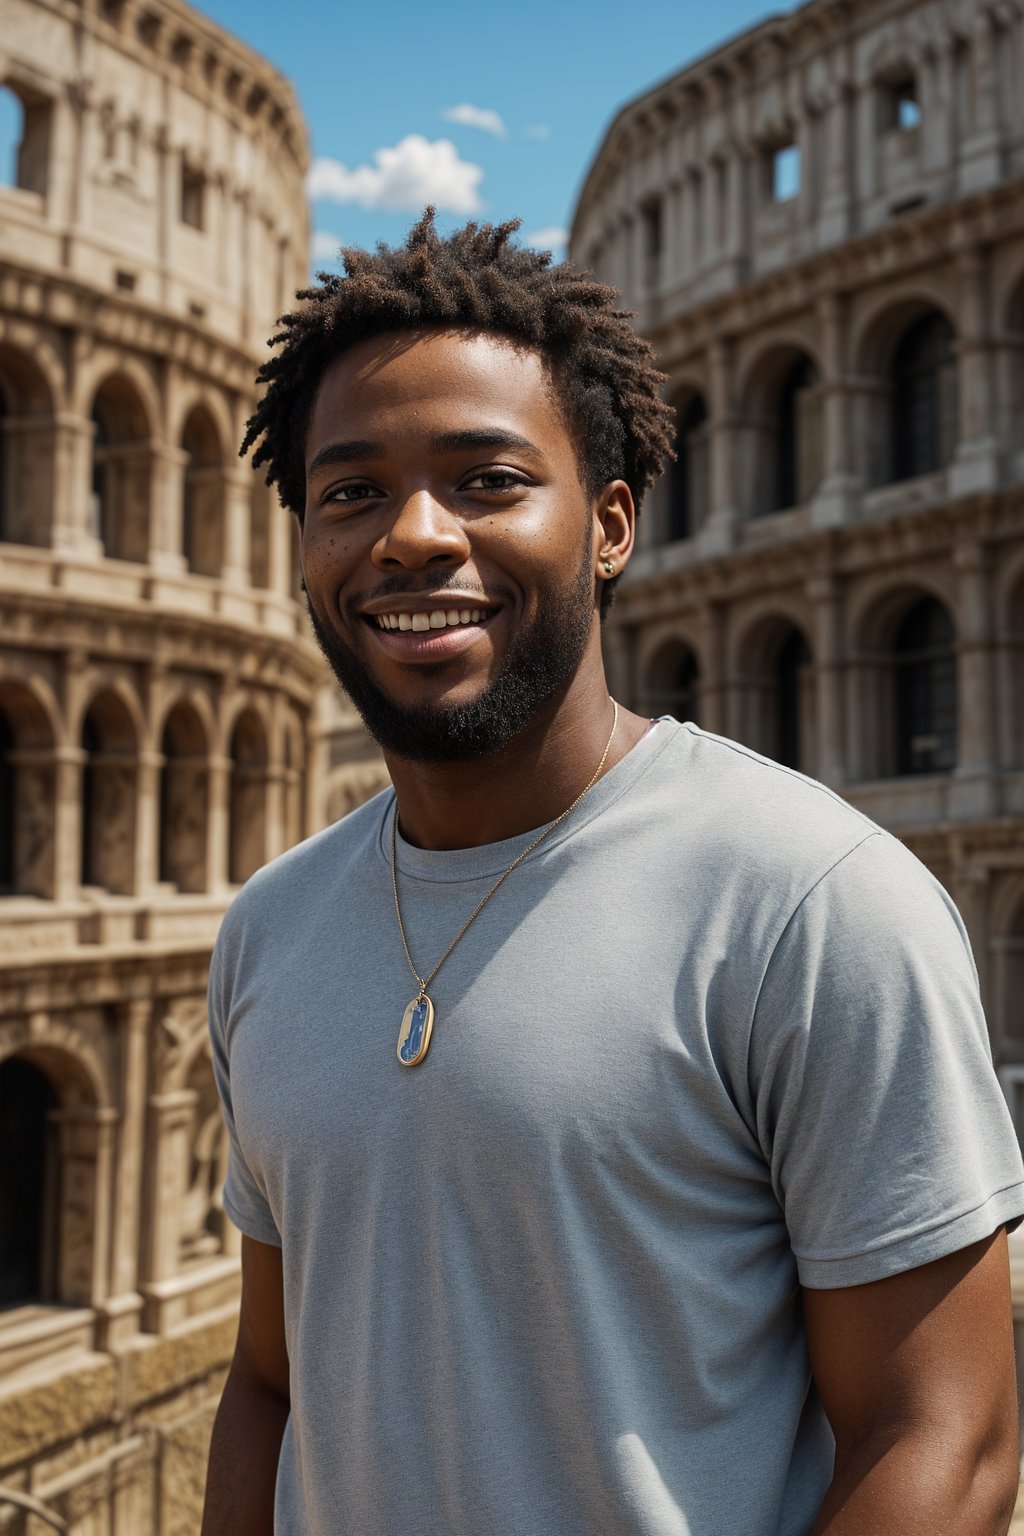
[384,661,650,851]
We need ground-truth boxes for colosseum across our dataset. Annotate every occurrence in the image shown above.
[572,0,1024,1458]
[0,0,370,1526]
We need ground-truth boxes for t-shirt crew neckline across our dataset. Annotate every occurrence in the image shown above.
[382,716,677,883]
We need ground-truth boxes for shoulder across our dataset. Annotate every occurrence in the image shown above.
[212,785,393,965]
[651,721,887,908]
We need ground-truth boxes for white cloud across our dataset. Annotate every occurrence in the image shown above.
[307,136,484,215]
[442,103,507,140]
[525,226,568,255]
[311,230,344,263]
[525,124,551,140]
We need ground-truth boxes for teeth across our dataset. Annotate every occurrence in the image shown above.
[375,608,491,632]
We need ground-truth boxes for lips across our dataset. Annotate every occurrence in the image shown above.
[358,603,499,663]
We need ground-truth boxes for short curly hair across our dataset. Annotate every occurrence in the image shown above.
[241,209,674,615]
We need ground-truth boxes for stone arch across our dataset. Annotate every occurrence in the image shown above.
[80,688,138,894]
[0,1038,107,1311]
[731,610,815,772]
[739,341,824,516]
[640,637,701,724]
[851,583,957,779]
[90,372,155,562]
[0,676,58,898]
[158,699,209,893]
[0,340,57,546]
[852,295,959,489]
[664,384,710,542]
[181,402,227,577]
[228,706,269,884]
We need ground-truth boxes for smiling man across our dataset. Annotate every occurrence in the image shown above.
[201,213,1024,1536]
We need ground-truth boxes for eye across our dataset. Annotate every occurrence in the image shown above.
[322,481,381,506]
[461,468,531,492]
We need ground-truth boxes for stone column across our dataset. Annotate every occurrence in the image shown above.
[150,443,189,572]
[951,542,997,819]
[53,1105,119,1310]
[809,571,846,787]
[208,753,232,892]
[662,180,682,289]
[98,1000,150,1349]
[948,862,993,1012]
[134,749,162,893]
[960,11,1003,192]
[724,145,749,276]
[699,337,740,555]
[819,84,853,244]
[223,466,253,586]
[53,744,84,902]
[141,1088,197,1329]
[951,246,1000,495]
[51,413,102,556]
[811,291,860,527]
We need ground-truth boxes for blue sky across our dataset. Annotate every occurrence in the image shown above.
[193,0,783,267]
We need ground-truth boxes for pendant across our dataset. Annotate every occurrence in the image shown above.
[397,993,434,1067]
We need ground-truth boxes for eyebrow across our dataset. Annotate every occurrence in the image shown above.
[307,428,542,479]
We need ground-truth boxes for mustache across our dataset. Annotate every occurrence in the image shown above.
[356,575,514,606]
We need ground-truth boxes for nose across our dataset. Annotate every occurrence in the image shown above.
[372,488,471,573]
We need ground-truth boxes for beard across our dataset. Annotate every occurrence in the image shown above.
[304,544,596,764]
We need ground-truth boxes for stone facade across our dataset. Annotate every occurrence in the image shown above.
[0,0,335,1530]
[571,0,1024,1484]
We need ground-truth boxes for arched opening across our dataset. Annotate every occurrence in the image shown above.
[1007,280,1024,459]
[0,682,56,898]
[90,374,152,561]
[228,709,268,884]
[736,619,815,771]
[642,640,700,724]
[665,392,710,542]
[181,405,225,577]
[159,702,209,893]
[748,349,823,517]
[0,344,57,546]
[894,597,957,775]
[80,691,137,893]
[889,312,958,482]
[0,81,50,196]
[0,1056,59,1306]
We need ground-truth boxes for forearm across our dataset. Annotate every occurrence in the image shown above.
[810,1426,1019,1536]
[200,1363,290,1536]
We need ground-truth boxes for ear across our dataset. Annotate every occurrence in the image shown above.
[592,479,635,584]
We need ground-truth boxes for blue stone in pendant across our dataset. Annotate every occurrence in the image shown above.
[397,993,434,1066]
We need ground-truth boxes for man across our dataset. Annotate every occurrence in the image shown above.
[202,211,1024,1535]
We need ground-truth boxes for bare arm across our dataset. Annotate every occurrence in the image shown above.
[806,1229,1020,1535]
[201,1235,290,1536]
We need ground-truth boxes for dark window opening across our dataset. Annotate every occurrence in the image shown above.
[0,83,51,196]
[894,598,957,775]
[181,164,205,230]
[771,356,821,513]
[0,1057,59,1307]
[667,394,709,542]
[776,630,812,770]
[645,644,700,725]
[881,76,921,132]
[891,313,957,481]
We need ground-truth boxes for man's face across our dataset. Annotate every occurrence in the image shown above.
[300,329,605,762]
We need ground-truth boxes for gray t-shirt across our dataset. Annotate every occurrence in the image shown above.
[209,719,1024,1536]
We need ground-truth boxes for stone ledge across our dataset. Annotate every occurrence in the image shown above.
[0,1352,117,1470]
[119,1307,238,1410]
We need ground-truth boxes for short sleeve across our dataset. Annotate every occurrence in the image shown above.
[208,926,282,1248]
[750,830,1024,1289]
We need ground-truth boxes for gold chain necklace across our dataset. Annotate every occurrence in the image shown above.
[391,700,619,1066]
